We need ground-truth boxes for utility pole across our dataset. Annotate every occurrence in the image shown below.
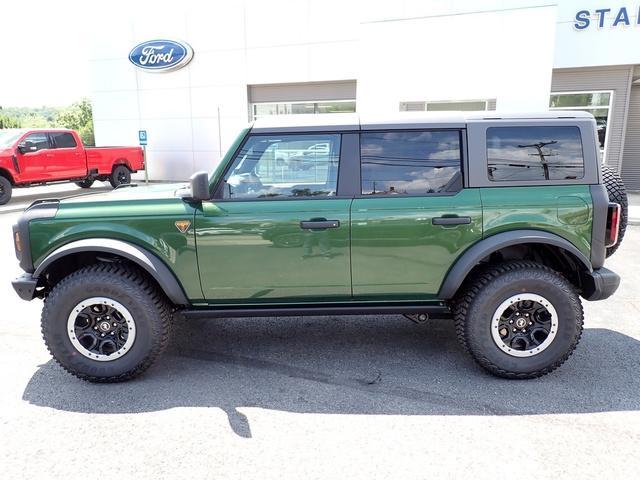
[517,141,558,180]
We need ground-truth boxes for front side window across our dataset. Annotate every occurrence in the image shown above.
[487,126,584,182]
[222,134,340,199]
[21,133,50,152]
[51,132,77,148]
[360,130,462,196]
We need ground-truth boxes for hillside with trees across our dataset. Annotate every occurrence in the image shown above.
[0,98,94,145]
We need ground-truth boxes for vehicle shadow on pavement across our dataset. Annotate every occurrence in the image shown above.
[22,316,640,438]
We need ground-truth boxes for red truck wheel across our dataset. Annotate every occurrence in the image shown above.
[0,176,12,205]
[75,178,95,189]
[109,165,131,188]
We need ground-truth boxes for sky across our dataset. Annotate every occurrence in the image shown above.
[0,1,94,108]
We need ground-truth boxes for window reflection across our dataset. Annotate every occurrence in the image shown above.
[487,126,584,181]
[223,134,340,199]
[360,131,462,195]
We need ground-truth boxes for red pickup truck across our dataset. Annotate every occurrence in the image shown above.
[0,128,144,204]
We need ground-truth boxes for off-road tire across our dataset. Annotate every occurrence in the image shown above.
[0,176,12,205]
[602,165,627,257]
[109,165,131,188]
[454,261,583,379]
[41,263,172,382]
[75,178,95,189]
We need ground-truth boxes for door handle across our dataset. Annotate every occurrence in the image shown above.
[432,216,472,226]
[45,154,54,158]
[300,219,340,230]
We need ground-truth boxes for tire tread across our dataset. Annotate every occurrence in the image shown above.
[453,261,583,379]
[41,263,171,383]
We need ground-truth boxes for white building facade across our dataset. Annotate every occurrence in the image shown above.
[90,0,640,188]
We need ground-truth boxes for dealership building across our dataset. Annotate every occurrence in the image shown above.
[90,0,640,189]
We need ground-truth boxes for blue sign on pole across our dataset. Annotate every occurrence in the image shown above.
[139,130,147,145]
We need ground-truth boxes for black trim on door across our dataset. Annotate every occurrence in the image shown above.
[336,133,360,197]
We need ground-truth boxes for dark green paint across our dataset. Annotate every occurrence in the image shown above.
[196,198,352,302]
[28,184,203,300]
[351,189,483,299]
[481,185,593,258]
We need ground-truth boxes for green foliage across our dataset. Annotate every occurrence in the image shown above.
[55,98,94,146]
[0,99,95,145]
[0,114,21,129]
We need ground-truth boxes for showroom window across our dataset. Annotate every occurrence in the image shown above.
[487,126,584,182]
[549,91,612,157]
[400,99,495,112]
[251,100,356,120]
[222,134,340,199]
[360,130,462,195]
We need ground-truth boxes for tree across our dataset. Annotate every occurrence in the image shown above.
[55,98,95,146]
[0,106,21,129]
[0,114,21,129]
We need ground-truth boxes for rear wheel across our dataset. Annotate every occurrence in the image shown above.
[602,165,627,257]
[41,264,172,382]
[0,176,12,205]
[75,178,95,189]
[109,165,131,188]
[454,261,583,379]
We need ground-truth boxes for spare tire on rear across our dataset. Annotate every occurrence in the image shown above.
[602,165,628,257]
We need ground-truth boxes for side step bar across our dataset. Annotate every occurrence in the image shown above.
[181,303,451,319]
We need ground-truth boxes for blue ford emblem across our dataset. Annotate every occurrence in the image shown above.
[129,39,194,72]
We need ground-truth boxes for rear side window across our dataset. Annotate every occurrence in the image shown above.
[51,132,77,148]
[487,126,584,181]
[360,130,462,196]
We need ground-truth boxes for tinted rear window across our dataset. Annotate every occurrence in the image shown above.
[360,130,462,195]
[51,132,77,148]
[487,126,584,181]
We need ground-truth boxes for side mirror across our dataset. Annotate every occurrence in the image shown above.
[190,171,210,201]
[17,142,36,154]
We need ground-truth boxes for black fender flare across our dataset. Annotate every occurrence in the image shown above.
[437,230,593,299]
[34,238,190,306]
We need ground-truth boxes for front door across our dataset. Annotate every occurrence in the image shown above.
[17,132,52,180]
[350,129,483,299]
[196,132,352,303]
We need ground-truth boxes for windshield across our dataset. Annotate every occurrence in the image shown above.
[0,129,26,148]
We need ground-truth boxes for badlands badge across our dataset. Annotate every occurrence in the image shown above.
[175,220,191,233]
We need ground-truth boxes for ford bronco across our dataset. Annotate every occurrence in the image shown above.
[11,112,625,382]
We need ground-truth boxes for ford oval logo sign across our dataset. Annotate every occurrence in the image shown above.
[128,39,193,72]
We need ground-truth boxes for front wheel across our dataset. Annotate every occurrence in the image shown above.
[0,176,12,205]
[41,264,172,382]
[454,261,583,379]
[109,165,131,188]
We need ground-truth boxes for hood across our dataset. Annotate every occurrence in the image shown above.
[54,182,195,219]
[61,182,188,204]
[0,148,14,159]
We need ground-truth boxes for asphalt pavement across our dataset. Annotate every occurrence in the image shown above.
[0,186,639,479]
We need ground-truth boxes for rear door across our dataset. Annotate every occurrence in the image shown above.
[196,131,354,303]
[49,132,86,179]
[350,128,483,299]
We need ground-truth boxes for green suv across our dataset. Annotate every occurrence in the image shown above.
[11,112,626,382]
